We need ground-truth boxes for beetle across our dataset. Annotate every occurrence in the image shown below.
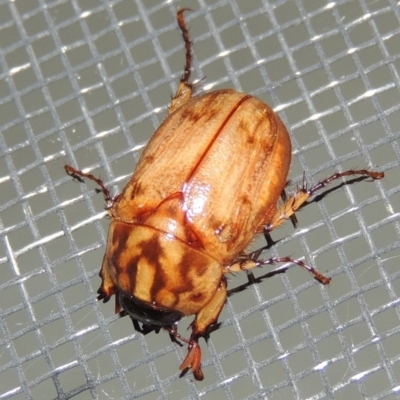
[65,10,384,380]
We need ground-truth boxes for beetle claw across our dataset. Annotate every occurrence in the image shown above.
[96,287,109,302]
[179,340,204,381]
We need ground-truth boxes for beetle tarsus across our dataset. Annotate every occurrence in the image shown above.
[169,9,194,114]
[255,256,331,285]
[64,164,113,204]
[177,8,193,86]
[227,255,331,285]
[265,168,384,233]
[306,169,384,197]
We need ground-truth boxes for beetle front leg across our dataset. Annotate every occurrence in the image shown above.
[169,278,227,381]
[266,169,384,233]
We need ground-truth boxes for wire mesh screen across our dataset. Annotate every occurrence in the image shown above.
[0,0,399,399]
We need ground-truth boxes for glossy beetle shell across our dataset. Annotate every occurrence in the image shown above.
[65,10,382,381]
[100,89,291,317]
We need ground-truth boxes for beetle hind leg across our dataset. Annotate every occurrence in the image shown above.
[169,9,194,114]
[226,169,384,289]
[265,169,384,234]
[281,186,298,228]
[227,255,331,285]
[262,187,299,252]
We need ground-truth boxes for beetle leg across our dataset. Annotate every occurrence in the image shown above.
[190,278,227,338]
[265,169,384,233]
[169,278,227,381]
[281,186,298,228]
[169,9,194,114]
[263,187,297,253]
[227,256,331,285]
[164,324,203,380]
[64,165,113,206]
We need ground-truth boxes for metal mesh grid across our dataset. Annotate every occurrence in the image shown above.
[0,0,399,398]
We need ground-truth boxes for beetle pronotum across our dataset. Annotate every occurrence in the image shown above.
[65,10,384,380]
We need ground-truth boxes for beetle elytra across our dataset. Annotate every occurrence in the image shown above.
[65,10,384,381]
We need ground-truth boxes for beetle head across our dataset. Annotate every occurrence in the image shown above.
[118,290,183,326]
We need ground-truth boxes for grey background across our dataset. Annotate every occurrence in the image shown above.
[0,0,399,399]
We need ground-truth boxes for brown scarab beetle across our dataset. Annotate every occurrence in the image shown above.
[65,10,384,380]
